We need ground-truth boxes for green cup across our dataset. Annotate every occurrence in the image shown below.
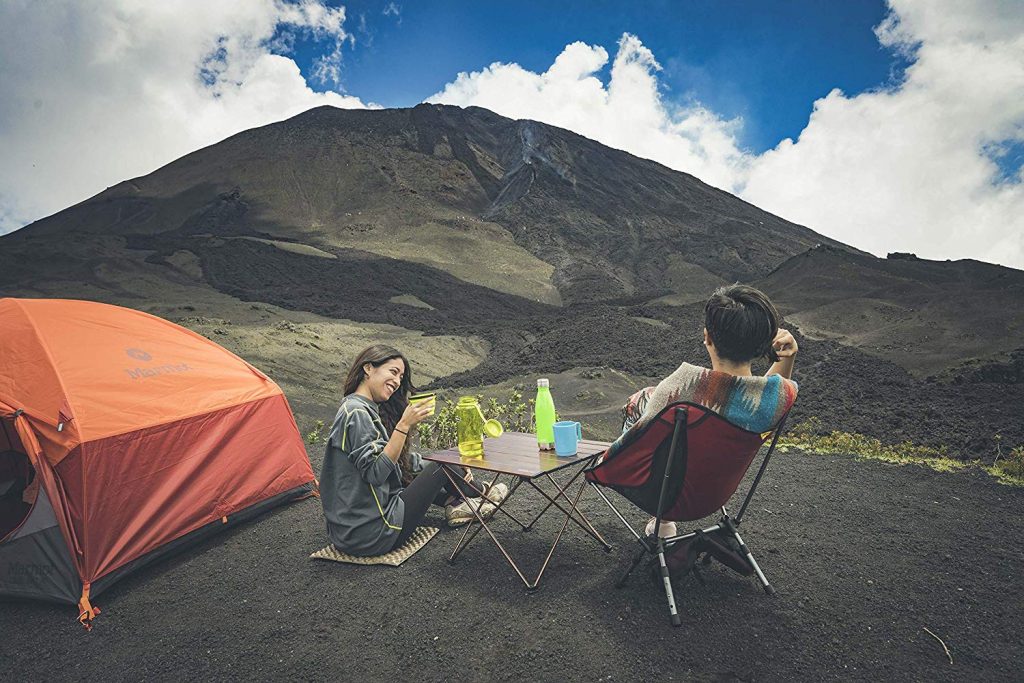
[409,392,437,416]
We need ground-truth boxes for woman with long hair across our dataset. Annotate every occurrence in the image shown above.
[320,344,506,555]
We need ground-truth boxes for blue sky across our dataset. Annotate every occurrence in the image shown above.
[291,0,910,154]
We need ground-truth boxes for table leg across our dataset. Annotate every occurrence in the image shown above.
[530,478,590,589]
[450,475,527,561]
[523,469,611,551]
[465,473,530,529]
[437,459,612,591]
[436,465,534,589]
[521,459,598,528]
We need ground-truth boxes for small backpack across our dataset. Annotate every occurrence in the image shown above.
[650,528,754,584]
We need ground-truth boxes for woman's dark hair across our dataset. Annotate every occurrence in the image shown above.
[343,344,417,483]
[704,285,781,363]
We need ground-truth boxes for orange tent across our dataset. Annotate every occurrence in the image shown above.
[0,298,315,627]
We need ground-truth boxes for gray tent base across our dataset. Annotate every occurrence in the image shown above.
[0,483,314,605]
[0,486,79,603]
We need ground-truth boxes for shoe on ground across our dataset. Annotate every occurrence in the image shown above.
[446,497,497,527]
[482,482,509,506]
[644,517,677,538]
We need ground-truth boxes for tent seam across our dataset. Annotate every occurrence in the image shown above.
[7,300,82,436]
[9,299,89,572]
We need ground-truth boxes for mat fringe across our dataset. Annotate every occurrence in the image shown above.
[310,527,439,566]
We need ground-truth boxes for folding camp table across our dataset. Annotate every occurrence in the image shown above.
[423,432,612,590]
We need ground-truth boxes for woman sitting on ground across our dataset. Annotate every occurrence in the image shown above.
[320,344,507,556]
[611,284,799,538]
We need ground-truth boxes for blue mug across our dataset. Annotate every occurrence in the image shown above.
[553,420,582,457]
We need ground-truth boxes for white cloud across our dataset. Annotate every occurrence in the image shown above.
[0,0,370,234]
[743,0,1024,268]
[429,35,749,192]
[430,3,1024,269]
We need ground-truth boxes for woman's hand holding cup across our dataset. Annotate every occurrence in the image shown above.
[399,400,433,431]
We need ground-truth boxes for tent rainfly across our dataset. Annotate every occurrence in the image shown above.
[0,298,316,628]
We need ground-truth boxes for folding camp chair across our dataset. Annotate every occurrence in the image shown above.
[585,401,790,626]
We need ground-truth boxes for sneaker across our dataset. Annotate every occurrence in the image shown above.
[644,517,677,539]
[482,482,509,506]
[446,498,497,527]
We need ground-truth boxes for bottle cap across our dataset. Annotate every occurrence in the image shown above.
[537,378,549,387]
[483,419,504,438]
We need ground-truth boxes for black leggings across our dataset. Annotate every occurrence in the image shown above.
[391,463,481,549]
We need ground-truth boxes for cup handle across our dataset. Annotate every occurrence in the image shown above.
[575,422,582,440]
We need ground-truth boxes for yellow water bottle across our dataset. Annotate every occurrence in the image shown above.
[456,396,503,458]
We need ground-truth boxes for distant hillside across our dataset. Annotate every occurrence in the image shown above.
[756,245,1024,376]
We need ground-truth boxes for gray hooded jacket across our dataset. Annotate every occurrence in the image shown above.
[320,394,405,555]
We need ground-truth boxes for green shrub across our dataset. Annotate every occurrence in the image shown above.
[305,419,326,445]
[781,418,1024,487]
[415,398,459,451]
[786,415,824,439]
[415,389,535,451]
[781,419,965,473]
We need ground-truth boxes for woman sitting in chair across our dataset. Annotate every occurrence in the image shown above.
[613,284,799,538]
[319,344,507,556]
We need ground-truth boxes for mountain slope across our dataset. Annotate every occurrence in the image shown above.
[757,246,1024,375]
[6,103,849,305]
[2,104,1022,458]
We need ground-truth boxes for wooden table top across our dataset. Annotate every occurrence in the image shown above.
[423,431,610,478]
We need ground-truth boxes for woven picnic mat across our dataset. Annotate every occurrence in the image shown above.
[309,527,439,566]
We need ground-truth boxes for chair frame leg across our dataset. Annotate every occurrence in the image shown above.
[733,527,774,595]
[584,403,794,626]
[589,481,644,542]
[656,538,682,627]
[722,513,774,595]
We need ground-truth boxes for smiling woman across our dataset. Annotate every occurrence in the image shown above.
[318,344,506,556]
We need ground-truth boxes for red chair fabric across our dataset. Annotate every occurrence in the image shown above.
[587,403,768,521]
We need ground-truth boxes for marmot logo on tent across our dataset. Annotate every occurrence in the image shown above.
[126,348,152,362]
[123,348,192,380]
[125,363,192,380]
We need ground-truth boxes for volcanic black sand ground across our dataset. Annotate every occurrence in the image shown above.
[3,438,1022,682]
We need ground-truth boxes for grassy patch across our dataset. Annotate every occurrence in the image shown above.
[780,416,1024,486]
[990,445,1024,486]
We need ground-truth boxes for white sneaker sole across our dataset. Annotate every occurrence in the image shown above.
[482,483,509,506]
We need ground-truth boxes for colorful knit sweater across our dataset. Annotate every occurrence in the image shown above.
[606,363,798,459]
